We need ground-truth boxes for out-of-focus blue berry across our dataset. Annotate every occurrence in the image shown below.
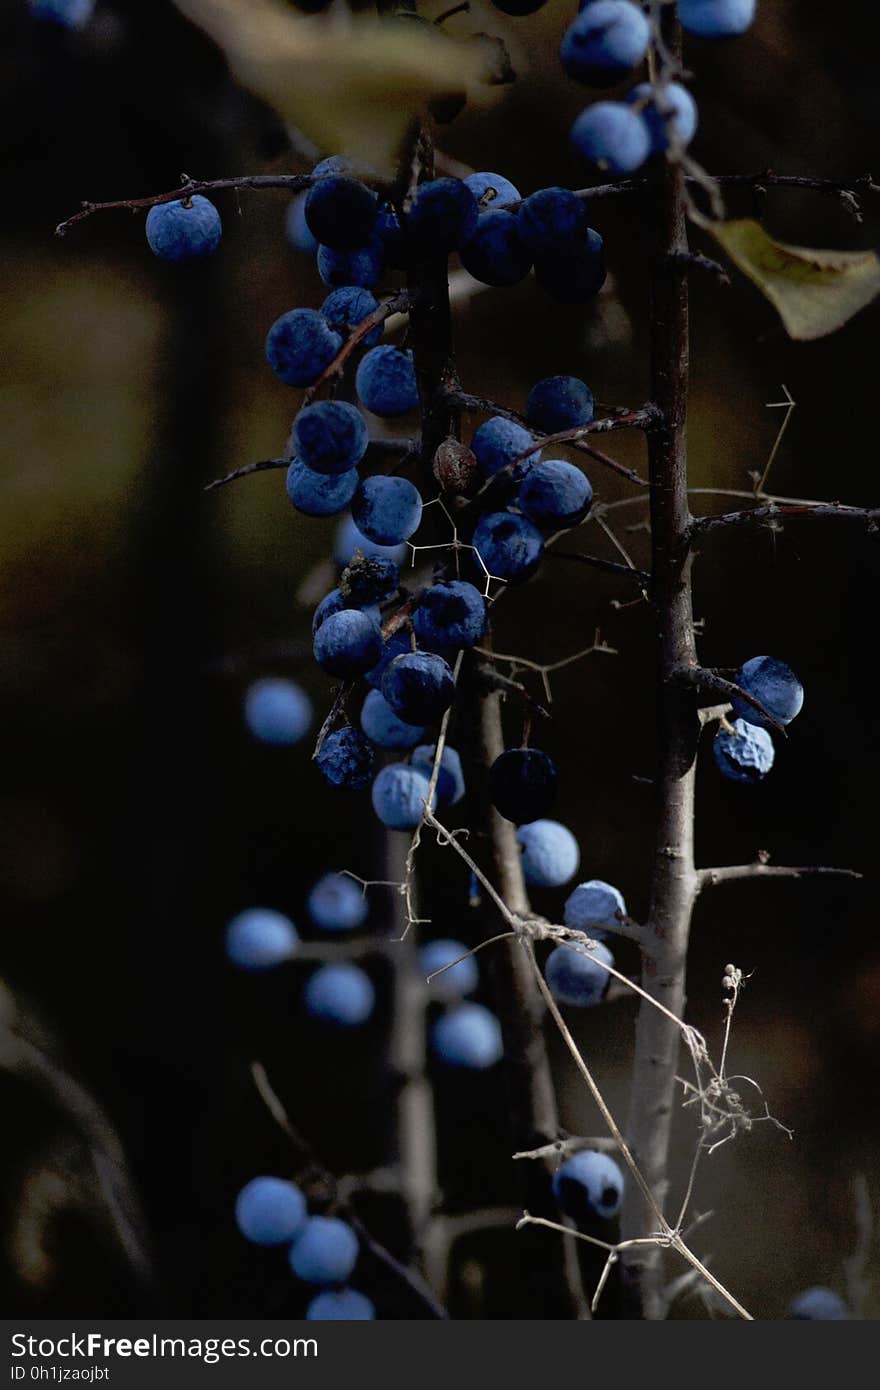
[471,418,539,480]
[432,1003,503,1068]
[286,194,319,254]
[472,511,544,582]
[313,608,383,678]
[571,102,652,174]
[627,82,699,153]
[307,1288,376,1320]
[516,820,580,887]
[680,0,756,38]
[411,744,466,807]
[519,460,593,527]
[315,726,375,790]
[361,688,426,749]
[321,286,384,347]
[464,171,522,210]
[29,0,95,27]
[413,581,486,655]
[266,309,343,387]
[376,204,409,268]
[564,879,627,934]
[561,2,651,84]
[355,346,419,417]
[713,718,775,782]
[307,872,368,933]
[235,1176,307,1245]
[787,1286,850,1320]
[534,226,606,303]
[317,240,384,289]
[419,938,479,996]
[526,376,595,434]
[371,763,437,830]
[244,678,312,745]
[225,908,298,970]
[305,176,377,251]
[352,476,423,544]
[334,515,408,566]
[289,1216,360,1284]
[732,655,803,729]
[145,196,222,263]
[304,963,375,1026]
[545,941,613,1006]
[553,1150,624,1220]
[461,211,532,287]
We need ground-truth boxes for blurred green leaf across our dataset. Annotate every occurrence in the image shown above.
[706,218,880,340]
[173,0,488,175]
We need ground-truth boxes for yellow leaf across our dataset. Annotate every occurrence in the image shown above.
[705,218,880,340]
[173,0,490,175]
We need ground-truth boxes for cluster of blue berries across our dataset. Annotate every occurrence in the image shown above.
[712,656,803,783]
[562,1,756,175]
[234,1177,374,1320]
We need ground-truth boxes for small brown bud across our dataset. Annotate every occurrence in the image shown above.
[433,437,477,493]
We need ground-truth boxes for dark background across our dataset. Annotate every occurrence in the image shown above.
[1,0,878,1319]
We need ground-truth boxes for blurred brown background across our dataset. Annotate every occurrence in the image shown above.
[1,0,878,1319]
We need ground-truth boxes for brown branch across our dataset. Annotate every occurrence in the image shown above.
[698,862,862,891]
[678,666,787,736]
[203,438,419,493]
[203,457,288,493]
[544,550,651,584]
[55,174,324,237]
[690,501,880,538]
[303,291,414,403]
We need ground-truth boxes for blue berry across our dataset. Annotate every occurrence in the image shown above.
[516,187,585,255]
[371,763,437,830]
[464,171,522,210]
[361,687,426,749]
[312,155,357,178]
[731,655,804,729]
[321,286,384,347]
[627,82,699,154]
[519,460,593,527]
[489,747,558,823]
[376,204,409,268]
[411,744,466,806]
[534,226,606,303]
[313,608,383,678]
[352,476,423,544]
[526,376,594,433]
[679,0,756,38]
[286,194,319,255]
[382,651,456,726]
[432,1003,503,1068]
[287,461,360,517]
[317,240,384,290]
[340,554,399,607]
[461,211,532,287]
[471,417,539,480]
[29,0,95,27]
[472,512,544,582]
[561,2,651,85]
[355,346,419,417]
[315,726,375,790]
[266,309,343,388]
[365,628,412,689]
[307,872,368,933]
[304,963,375,1026]
[313,589,379,637]
[553,1150,624,1221]
[564,879,627,934]
[516,820,580,888]
[307,1288,376,1320]
[225,908,299,970]
[406,178,479,254]
[571,102,652,174]
[305,176,377,251]
[292,401,369,476]
[713,718,775,782]
[235,1176,307,1245]
[787,1287,850,1320]
[289,1216,359,1284]
[545,941,613,1006]
[244,678,312,746]
[334,515,407,566]
[419,938,479,996]
[413,580,487,655]
[145,196,222,263]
